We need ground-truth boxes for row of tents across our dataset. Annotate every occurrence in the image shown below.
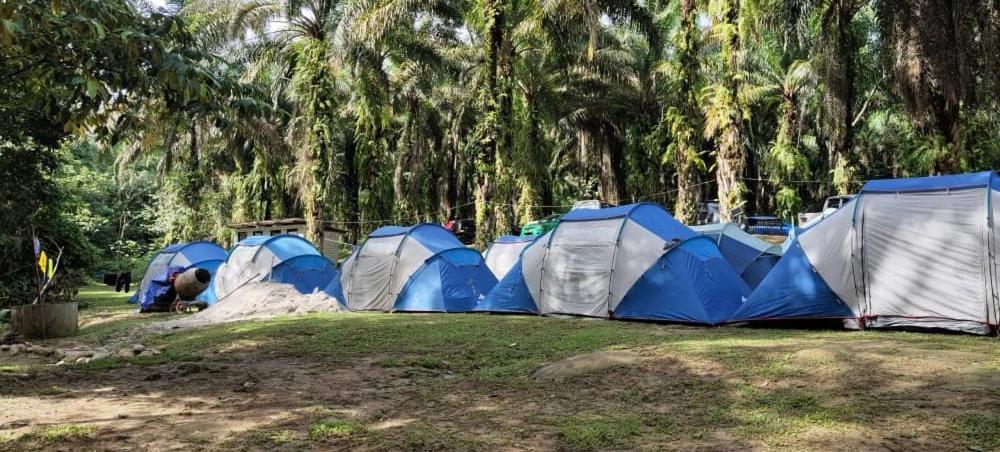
[133,171,1000,335]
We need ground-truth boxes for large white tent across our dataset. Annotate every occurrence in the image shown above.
[731,171,1000,334]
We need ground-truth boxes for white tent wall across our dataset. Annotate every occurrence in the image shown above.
[484,242,529,279]
[992,189,1000,326]
[343,235,405,311]
[214,245,281,300]
[799,199,863,315]
[341,234,434,311]
[522,234,548,303]
[862,189,990,332]
[389,238,434,306]
[538,219,622,317]
[609,219,670,311]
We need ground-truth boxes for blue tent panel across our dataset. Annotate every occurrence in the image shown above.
[627,203,697,242]
[716,235,766,274]
[323,276,346,305]
[176,242,229,266]
[393,248,498,313]
[728,243,854,321]
[367,224,465,254]
[270,254,339,296]
[740,254,780,290]
[613,238,748,325]
[861,171,992,193]
[474,260,538,314]
[256,235,322,261]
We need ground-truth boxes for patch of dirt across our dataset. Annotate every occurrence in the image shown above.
[0,355,404,451]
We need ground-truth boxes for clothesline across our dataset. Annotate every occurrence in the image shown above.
[326,176,858,226]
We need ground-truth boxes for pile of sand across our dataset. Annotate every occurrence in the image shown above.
[156,282,345,330]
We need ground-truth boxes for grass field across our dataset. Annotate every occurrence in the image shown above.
[1,284,999,451]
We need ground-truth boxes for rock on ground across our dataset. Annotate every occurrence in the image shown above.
[532,350,641,380]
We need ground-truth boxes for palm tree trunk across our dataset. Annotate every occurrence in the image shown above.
[672,0,702,224]
[598,127,626,205]
[475,0,514,247]
[823,1,859,195]
[343,128,360,243]
[717,0,745,223]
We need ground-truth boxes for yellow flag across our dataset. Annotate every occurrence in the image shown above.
[46,258,55,279]
[38,251,48,275]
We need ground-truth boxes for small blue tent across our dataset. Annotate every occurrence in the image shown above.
[691,223,783,289]
[730,171,1000,334]
[213,234,341,303]
[340,224,498,312]
[130,242,227,306]
[476,203,749,324]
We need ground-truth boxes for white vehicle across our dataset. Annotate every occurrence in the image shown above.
[798,195,856,227]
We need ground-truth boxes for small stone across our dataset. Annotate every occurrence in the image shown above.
[138,350,153,357]
[150,349,161,356]
[9,344,23,356]
[30,346,53,357]
[0,344,9,352]
[132,344,145,353]
[75,356,90,364]
[117,348,133,358]
[55,360,67,366]
[91,352,110,361]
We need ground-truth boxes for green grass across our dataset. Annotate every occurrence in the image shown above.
[558,416,641,450]
[308,418,367,440]
[5,424,97,447]
[958,414,1000,450]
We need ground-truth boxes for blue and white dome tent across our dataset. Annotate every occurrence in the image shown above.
[483,235,537,279]
[340,224,498,312]
[476,203,750,324]
[730,171,1000,335]
[691,223,783,289]
[130,242,227,306]
[213,234,342,303]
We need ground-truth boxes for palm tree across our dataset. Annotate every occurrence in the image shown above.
[703,0,745,222]
[654,0,703,223]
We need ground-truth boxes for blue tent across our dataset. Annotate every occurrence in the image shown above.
[476,203,749,324]
[340,224,498,312]
[691,223,783,289]
[730,171,1000,334]
[130,242,227,306]
[214,234,342,303]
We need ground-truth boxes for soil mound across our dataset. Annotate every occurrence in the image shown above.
[156,282,344,330]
